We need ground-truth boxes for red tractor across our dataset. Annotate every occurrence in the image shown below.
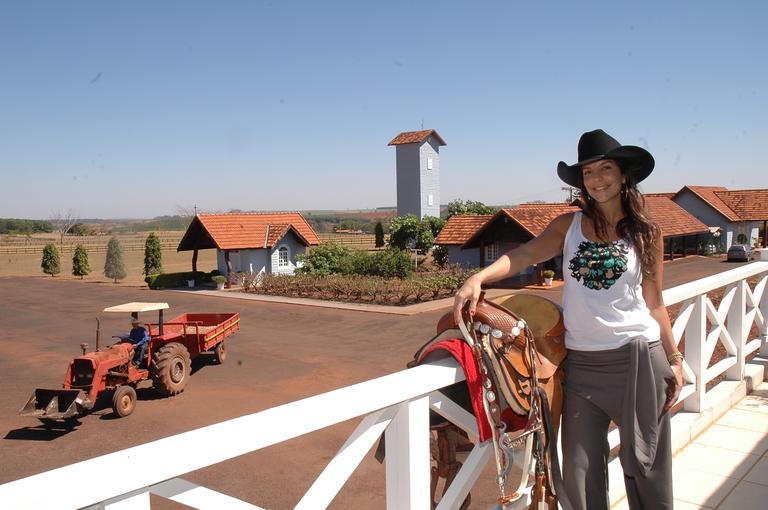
[20,302,240,421]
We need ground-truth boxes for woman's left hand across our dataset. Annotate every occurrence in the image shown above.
[664,361,684,412]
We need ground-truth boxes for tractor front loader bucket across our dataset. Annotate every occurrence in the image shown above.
[20,388,87,420]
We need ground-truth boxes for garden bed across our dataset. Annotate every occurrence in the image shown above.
[239,269,473,306]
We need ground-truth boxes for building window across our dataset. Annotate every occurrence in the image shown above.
[428,194,434,206]
[736,233,747,244]
[427,157,433,170]
[278,246,289,267]
[486,242,499,262]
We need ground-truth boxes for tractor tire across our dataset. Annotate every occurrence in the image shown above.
[214,340,227,364]
[112,385,137,418]
[151,343,191,397]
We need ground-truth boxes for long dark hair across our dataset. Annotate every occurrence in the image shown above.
[577,163,660,275]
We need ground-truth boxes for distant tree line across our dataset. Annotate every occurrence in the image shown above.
[0,218,53,235]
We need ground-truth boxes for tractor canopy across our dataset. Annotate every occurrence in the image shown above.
[103,302,169,313]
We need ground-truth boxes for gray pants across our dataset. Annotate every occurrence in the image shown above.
[561,341,674,510]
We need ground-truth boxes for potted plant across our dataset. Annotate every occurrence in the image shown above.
[212,275,227,290]
[542,269,555,286]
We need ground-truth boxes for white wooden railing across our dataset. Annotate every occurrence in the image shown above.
[1,262,766,510]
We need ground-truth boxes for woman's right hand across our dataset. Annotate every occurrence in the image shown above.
[453,274,483,325]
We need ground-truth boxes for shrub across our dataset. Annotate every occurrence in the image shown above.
[212,275,227,285]
[370,248,413,278]
[104,237,127,283]
[143,232,163,276]
[72,244,90,279]
[374,221,385,248]
[432,245,449,268]
[297,243,352,276]
[41,243,61,276]
[543,269,555,279]
[145,271,209,289]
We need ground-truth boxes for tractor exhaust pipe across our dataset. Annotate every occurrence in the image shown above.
[95,317,100,352]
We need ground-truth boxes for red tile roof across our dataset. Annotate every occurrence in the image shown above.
[178,212,320,251]
[388,129,447,146]
[643,195,710,237]
[433,215,493,245]
[504,203,581,237]
[678,186,741,222]
[713,189,768,221]
[442,199,711,250]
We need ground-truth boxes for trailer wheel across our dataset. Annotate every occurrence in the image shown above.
[214,340,227,364]
[112,386,137,418]
[151,343,191,397]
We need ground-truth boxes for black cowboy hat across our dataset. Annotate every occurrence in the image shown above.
[557,129,654,188]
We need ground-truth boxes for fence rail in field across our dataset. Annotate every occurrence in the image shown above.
[0,241,181,255]
[317,233,388,248]
[1,262,766,509]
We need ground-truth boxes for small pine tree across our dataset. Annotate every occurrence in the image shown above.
[104,236,127,283]
[41,243,61,276]
[143,232,163,275]
[72,244,91,279]
[374,221,385,248]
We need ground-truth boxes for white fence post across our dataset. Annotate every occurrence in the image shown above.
[726,281,747,380]
[385,395,431,510]
[684,294,707,413]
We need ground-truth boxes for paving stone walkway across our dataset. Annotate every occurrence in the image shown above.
[613,382,768,509]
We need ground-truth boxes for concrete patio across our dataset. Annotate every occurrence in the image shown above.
[613,379,768,509]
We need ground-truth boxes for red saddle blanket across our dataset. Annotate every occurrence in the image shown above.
[417,338,528,442]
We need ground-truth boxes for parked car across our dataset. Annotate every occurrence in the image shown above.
[726,244,754,262]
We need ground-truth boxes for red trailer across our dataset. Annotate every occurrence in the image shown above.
[20,302,240,421]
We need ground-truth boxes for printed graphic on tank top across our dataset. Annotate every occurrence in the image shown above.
[562,212,660,351]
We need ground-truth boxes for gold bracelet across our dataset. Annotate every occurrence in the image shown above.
[667,352,684,364]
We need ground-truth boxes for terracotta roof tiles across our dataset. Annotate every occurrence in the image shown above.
[643,195,710,237]
[504,203,581,237]
[679,186,741,222]
[713,189,768,221]
[434,215,493,245]
[179,212,320,251]
[388,129,447,146]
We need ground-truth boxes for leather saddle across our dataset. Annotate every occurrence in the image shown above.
[436,293,566,432]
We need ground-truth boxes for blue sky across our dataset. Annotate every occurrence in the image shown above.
[1,1,765,219]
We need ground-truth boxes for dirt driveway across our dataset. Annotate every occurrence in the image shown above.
[0,256,750,508]
[0,277,460,509]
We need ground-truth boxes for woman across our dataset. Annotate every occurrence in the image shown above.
[452,129,684,510]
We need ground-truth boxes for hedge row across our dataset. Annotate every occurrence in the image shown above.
[145,270,222,289]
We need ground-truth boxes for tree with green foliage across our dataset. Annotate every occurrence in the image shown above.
[143,232,163,275]
[432,245,449,268]
[67,223,94,236]
[374,221,385,248]
[41,243,61,276]
[445,199,497,219]
[72,244,91,279]
[388,214,435,253]
[104,236,127,283]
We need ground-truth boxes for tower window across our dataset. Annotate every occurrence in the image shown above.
[427,157,433,170]
[428,194,434,206]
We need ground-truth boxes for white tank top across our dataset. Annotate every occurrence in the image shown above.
[562,212,660,351]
